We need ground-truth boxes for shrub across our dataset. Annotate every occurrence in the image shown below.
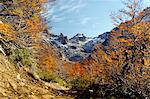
[36,68,69,87]
[70,77,90,90]
[36,69,56,82]
[51,77,68,87]
[9,48,34,67]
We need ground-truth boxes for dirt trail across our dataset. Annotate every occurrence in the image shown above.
[0,54,73,99]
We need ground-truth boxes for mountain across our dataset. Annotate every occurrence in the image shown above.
[83,32,110,53]
[142,7,150,22]
[47,32,110,62]
[46,6,150,62]
[47,6,150,62]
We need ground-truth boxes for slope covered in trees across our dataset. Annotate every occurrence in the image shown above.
[0,0,149,98]
[0,0,70,98]
[0,0,62,79]
[61,1,150,98]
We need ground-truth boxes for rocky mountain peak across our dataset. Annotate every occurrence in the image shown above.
[58,33,68,45]
[47,32,109,62]
[70,33,87,42]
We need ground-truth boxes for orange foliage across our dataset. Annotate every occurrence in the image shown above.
[25,16,46,39]
[37,44,59,71]
[71,7,150,85]
[69,63,85,77]
[0,23,14,38]
[1,0,48,46]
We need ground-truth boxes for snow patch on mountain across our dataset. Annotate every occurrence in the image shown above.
[46,32,109,62]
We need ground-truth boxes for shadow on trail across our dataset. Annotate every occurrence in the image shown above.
[61,84,144,99]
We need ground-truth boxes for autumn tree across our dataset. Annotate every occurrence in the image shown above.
[74,0,150,97]
[37,43,59,72]
[103,0,150,97]
[0,0,56,48]
[110,0,143,26]
[0,0,61,80]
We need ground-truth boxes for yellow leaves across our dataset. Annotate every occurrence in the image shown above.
[31,44,42,49]
[138,12,145,17]
[0,23,14,38]
[43,56,56,68]
[118,38,128,43]
[98,50,112,63]
[70,63,85,77]
[119,23,127,30]
[39,51,57,70]
[12,8,23,17]
[129,22,150,36]
[31,0,37,7]
[111,30,116,33]
[104,55,112,63]
[39,0,48,3]
[1,0,48,42]
[0,23,12,33]
[26,16,43,29]
[144,58,150,66]
[37,44,60,73]
[25,16,45,39]
[118,38,134,46]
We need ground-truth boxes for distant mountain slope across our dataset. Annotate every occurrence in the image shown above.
[47,32,110,62]
[142,7,150,22]
[46,6,150,62]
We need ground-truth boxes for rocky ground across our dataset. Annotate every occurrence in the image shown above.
[0,54,73,99]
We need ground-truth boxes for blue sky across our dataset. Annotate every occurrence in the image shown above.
[44,0,150,37]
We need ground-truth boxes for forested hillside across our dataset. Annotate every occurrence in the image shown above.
[0,0,149,98]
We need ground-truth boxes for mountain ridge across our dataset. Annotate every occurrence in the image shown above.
[47,31,110,62]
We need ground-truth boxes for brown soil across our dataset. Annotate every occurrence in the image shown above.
[0,54,73,99]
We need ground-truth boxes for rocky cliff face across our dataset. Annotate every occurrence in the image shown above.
[47,32,110,62]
